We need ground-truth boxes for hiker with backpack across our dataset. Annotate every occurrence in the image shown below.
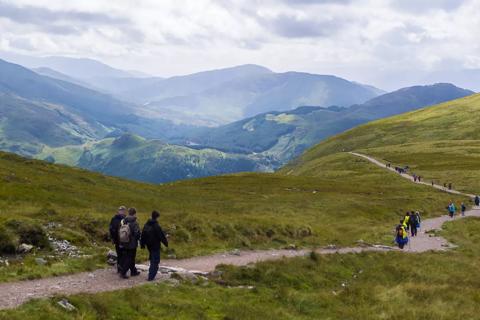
[415,211,421,230]
[109,206,127,273]
[119,207,141,279]
[447,202,456,218]
[395,220,409,249]
[140,210,169,281]
[461,202,466,217]
[409,212,419,237]
[475,195,480,207]
[402,212,411,231]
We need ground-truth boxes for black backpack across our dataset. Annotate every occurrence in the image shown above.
[141,223,155,247]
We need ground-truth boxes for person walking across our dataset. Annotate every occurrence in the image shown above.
[415,211,421,230]
[448,183,452,190]
[475,195,480,207]
[109,206,127,273]
[403,212,411,231]
[395,220,409,249]
[141,210,169,281]
[461,202,466,217]
[447,202,456,218]
[119,207,141,279]
[409,212,418,237]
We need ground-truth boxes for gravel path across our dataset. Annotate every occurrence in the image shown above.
[0,152,478,310]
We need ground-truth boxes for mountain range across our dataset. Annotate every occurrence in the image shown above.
[0,55,475,183]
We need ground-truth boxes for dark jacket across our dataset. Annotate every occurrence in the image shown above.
[141,219,168,251]
[109,213,125,245]
[121,215,141,250]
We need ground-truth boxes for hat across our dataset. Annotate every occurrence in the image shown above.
[118,206,127,211]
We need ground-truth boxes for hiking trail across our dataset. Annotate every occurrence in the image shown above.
[0,152,478,310]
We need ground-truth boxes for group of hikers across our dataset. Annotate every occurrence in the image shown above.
[447,201,468,218]
[395,196,480,249]
[109,206,169,281]
[395,211,421,249]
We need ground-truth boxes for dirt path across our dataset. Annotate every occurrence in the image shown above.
[350,152,476,197]
[0,153,479,310]
[349,152,480,252]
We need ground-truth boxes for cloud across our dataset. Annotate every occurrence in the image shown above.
[0,1,128,29]
[0,0,479,91]
[262,14,347,38]
[392,0,467,13]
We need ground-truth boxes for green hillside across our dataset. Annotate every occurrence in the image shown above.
[37,134,273,183]
[0,145,463,282]
[284,93,480,193]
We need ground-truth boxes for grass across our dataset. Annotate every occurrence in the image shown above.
[285,93,480,193]
[2,217,479,319]
[0,148,466,282]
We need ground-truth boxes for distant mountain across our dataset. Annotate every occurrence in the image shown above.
[0,58,134,124]
[0,93,109,155]
[38,133,274,183]
[129,69,382,125]
[0,58,194,153]
[184,83,474,164]
[33,67,93,89]
[0,53,136,80]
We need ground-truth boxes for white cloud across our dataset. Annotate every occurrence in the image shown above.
[0,0,478,90]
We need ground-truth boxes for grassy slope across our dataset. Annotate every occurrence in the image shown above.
[37,134,270,183]
[2,217,479,320]
[284,93,480,193]
[0,147,464,282]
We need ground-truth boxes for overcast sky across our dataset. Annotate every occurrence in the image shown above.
[0,0,479,90]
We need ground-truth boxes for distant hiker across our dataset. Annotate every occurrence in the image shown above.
[444,183,447,189]
[141,210,169,281]
[431,181,434,186]
[418,176,421,182]
[395,220,409,249]
[475,195,480,207]
[461,203,466,217]
[119,207,141,279]
[447,202,456,218]
[109,206,127,273]
[403,212,411,231]
[413,174,417,182]
[409,212,419,237]
[415,211,421,229]
[448,183,452,190]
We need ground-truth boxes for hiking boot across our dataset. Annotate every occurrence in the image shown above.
[131,271,141,277]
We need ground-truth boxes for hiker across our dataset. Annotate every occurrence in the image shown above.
[395,220,409,249]
[444,183,447,189]
[119,207,141,279]
[140,210,169,281]
[447,202,456,218]
[461,202,466,217]
[418,176,421,182]
[409,212,419,237]
[415,211,421,230]
[475,195,480,207]
[413,174,417,182]
[109,205,127,273]
[448,183,452,190]
[431,181,434,186]
[403,212,411,231]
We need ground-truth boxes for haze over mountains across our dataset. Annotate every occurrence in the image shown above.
[0,55,475,183]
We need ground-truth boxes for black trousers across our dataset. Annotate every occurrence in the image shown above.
[411,225,417,237]
[115,244,123,272]
[120,248,138,276]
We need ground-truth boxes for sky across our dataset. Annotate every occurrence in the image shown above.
[0,0,479,90]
